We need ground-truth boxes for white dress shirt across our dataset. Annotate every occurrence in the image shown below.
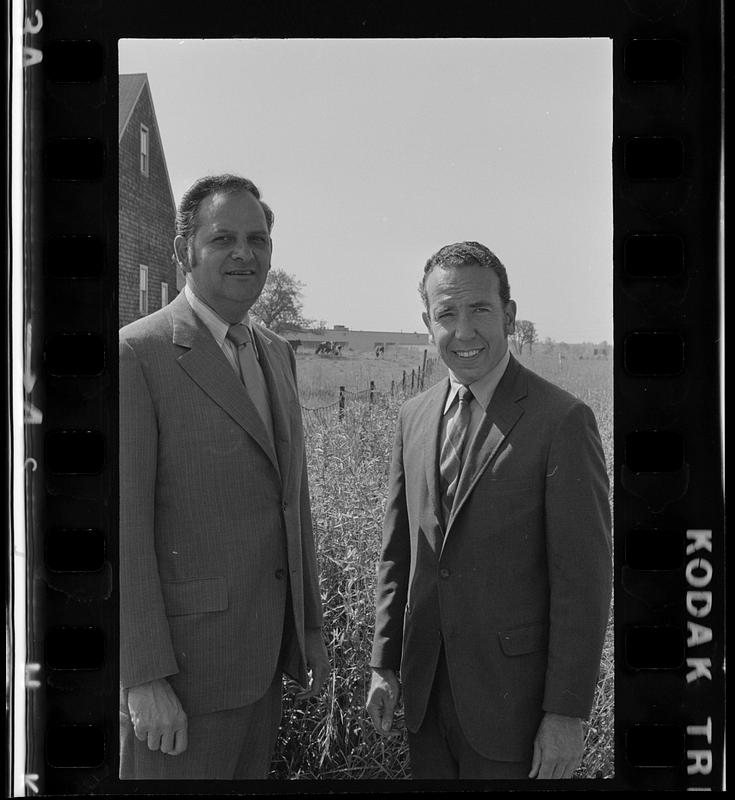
[184,283,260,376]
[440,347,511,449]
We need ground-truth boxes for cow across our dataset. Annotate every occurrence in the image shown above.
[316,341,343,356]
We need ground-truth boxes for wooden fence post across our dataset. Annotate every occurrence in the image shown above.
[339,386,345,420]
[391,379,395,398]
[411,369,415,391]
[369,380,375,404]
[402,370,406,391]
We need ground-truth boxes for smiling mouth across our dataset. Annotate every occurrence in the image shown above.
[225,269,256,276]
[454,348,483,359]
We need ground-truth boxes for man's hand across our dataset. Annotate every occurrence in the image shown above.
[127,678,188,755]
[528,712,583,779]
[366,668,400,737]
[296,628,331,700]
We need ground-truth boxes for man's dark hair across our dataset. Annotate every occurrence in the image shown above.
[419,241,511,310]
[175,174,275,243]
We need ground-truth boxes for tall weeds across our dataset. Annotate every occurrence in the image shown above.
[271,401,409,779]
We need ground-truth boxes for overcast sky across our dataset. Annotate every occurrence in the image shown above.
[120,38,612,342]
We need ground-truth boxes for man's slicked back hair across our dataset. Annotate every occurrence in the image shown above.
[175,174,274,243]
[419,241,511,309]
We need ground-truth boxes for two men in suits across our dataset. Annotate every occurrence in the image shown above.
[119,174,329,779]
[367,242,611,779]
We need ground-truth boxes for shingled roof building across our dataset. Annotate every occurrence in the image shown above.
[119,73,180,328]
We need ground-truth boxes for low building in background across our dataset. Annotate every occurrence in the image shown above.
[281,326,429,353]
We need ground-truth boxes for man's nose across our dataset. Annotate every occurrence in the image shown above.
[454,315,476,340]
[231,240,254,261]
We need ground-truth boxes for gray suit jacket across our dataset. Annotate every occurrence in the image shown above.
[119,291,323,716]
[371,355,611,761]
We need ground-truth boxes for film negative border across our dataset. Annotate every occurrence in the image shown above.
[16,2,117,795]
[12,0,725,794]
[613,13,724,792]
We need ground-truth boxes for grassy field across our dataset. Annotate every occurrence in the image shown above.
[270,344,614,780]
[295,345,446,409]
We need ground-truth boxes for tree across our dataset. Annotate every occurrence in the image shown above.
[509,327,522,354]
[517,320,539,354]
[510,319,539,355]
[250,268,312,333]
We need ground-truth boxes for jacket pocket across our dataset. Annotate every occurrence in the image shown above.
[498,621,548,657]
[161,576,228,616]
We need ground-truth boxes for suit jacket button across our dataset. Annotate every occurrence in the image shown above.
[439,568,451,578]
[275,568,285,580]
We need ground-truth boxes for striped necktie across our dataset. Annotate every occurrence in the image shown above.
[225,324,274,440]
[439,385,473,527]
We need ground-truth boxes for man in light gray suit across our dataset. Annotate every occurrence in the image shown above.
[119,174,329,779]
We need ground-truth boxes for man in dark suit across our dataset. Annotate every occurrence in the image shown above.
[119,174,329,779]
[367,242,611,779]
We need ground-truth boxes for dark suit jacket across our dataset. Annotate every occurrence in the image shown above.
[119,291,323,717]
[371,354,611,761]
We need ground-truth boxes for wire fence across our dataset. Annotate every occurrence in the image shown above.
[300,351,440,431]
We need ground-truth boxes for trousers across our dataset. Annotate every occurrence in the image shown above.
[408,643,531,779]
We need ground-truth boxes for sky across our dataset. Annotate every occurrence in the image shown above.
[119,38,612,343]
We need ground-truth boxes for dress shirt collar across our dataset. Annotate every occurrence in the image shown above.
[184,283,251,348]
[444,347,511,414]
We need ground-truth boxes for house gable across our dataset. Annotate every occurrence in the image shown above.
[119,73,180,327]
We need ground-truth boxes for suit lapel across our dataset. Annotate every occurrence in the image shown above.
[170,294,280,474]
[422,379,450,551]
[443,357,527,541]
[251,326,294,487]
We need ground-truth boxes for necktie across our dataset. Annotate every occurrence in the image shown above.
[439,385,473,527]
[225,324,274,440]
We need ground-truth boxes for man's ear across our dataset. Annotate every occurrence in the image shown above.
[173,235,190,273]
[264,236,273,275]
[504,300,517,336]
[422,310,434,344]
